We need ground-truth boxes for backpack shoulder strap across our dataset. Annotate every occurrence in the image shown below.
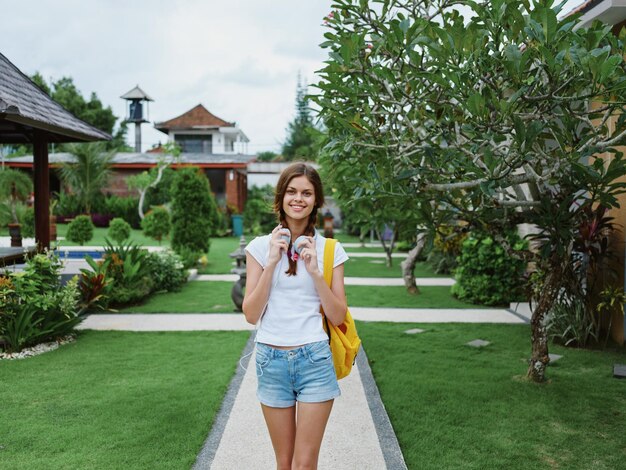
[323,238,337,288]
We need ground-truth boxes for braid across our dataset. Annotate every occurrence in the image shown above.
[283,208,318,276]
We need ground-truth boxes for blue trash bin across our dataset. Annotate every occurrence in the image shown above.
[232,214,243,237]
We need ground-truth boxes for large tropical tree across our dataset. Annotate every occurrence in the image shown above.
[58,142,114,214]
[314,0,626,382]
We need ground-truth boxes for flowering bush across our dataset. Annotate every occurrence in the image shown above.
[144,250,187,293]
[0,251,84,353]
[100,239,153,306]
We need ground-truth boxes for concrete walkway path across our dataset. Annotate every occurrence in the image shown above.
[77,306,527,331]
[194,336,404,469]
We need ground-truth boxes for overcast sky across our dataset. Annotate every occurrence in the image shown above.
[1,0,583,155]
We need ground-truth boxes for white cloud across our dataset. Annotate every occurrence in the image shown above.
[1,0,584,152]
[1,0,332,152]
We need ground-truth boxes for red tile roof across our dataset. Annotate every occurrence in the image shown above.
[147,143,164,153]
[155,104,234,133]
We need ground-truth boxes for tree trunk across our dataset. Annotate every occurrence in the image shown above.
[526,261,563,382]
[359,228,366,247]
[377,228,395,267]
[401,233,427,294]
[138,163,167,220]
[138,188,148,220]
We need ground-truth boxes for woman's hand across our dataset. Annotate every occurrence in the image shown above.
[267,225,289,267]
[297,236,320,276]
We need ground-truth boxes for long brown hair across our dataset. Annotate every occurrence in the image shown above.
[274,162,325,276]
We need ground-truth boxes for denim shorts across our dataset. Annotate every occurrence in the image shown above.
[255,341,341,408]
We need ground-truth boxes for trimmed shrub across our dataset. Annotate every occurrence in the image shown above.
[141,206,171,244]
[107,217,132,244]
[451,231,527,306]
[145,250,187,293]
[170,167,218,260]
[66,215,94,245]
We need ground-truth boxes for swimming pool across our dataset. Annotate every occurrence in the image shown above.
[55,249,104,260]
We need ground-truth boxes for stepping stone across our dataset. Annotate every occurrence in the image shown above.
[404,328,425,335]
[614,364,626,379]
[549,354,563,364]
[467,339,490,348]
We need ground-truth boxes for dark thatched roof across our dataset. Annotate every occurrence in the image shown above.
[0,52,111,144]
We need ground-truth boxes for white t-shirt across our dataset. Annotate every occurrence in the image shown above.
[245,231,349,346]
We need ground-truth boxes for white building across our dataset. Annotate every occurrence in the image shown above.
[155,104,249,155]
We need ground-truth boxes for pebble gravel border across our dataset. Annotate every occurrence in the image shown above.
[0,335,76,360]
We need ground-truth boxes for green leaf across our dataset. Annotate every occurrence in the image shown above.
[504,44,522,72]
[466,93,485,117]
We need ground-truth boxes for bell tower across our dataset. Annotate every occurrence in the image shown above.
[121,85,153,152]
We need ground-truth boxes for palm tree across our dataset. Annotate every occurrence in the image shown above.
[59,142,114,213]
[0,167,33,223]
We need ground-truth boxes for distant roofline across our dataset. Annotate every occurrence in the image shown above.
[4,151,257,169]
[155,104,235,133]
[566,0,626,27]
[569,0,603,15]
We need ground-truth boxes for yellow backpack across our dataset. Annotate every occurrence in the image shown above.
[321,238,361,380]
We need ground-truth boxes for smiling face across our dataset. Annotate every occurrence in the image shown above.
[274,163,325,235]
[282,175,316,222]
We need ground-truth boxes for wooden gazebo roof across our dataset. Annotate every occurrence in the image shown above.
[0,53,111,144]
[0,52,111,255]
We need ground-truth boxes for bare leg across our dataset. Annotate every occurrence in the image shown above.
[292,400,334,470]
[261,404,297,470]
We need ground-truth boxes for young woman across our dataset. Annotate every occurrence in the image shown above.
[242,162,348,470]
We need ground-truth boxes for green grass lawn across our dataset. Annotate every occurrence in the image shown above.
[196,237,240,274]
[343,258,446,278]
[0,330,249,470]
[359,322,626,469]
[51,225,170,247]
[346,285,484,308]
[119,281,236,313]
[117,282,479,313]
